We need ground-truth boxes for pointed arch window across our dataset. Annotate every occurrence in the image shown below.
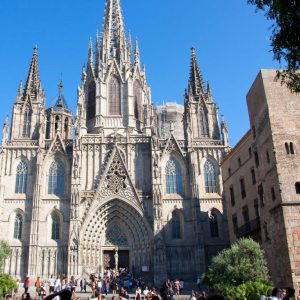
[109,77,121,115]
[134,80,143,121]
[15,161,28,194]
[204,161,218,193]
[172,211,181,239]
[48,159,65,196]
[14,214,23,240]
[51,213,60,240]
[199,108,209,137]
[165,158,182,194]
[22,106,32,138]
[87,81,96,120]
[210,212,219,237]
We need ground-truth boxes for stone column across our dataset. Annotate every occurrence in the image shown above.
[28,149,44,278]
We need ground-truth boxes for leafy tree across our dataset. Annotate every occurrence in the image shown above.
[0,274,17,300]
[0,240,11,272]
[202,238,271,299]
[247,0,300,93]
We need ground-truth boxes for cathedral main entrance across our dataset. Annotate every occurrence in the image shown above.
[103,250,130,269]
[79,199,154,277]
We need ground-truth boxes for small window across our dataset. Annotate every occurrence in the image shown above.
[242,206,250,228]
[266,150,270,164]
[248,147,252,158]
[232,214,238,235]
[290,142,295,155]
[285,142,290,155]
[238,157,241,167]
[251,168,256,185]
[228,167,231,177]
[258,184,264,207]
[240,178,246,199]
[230,186,235,206]
[254,151,260,168]
[295,182,300,194]
[271,187,276,201]
[286,142,296,155]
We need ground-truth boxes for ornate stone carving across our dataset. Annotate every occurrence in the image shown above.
[99,151,136,201]
[105,224,128,246]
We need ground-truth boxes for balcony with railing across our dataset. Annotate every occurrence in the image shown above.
[236,217,261,238]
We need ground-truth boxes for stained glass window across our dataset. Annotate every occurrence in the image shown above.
[109,77,121,115]
[165,159,182,194]
[48,159,65,196]
[22,107,32,138]
[204,161,217,193]
[14,214,23,239]
[51,213,60,240]
[15,161,28,194]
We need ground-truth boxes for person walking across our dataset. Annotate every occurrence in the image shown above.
[24,276,30,293]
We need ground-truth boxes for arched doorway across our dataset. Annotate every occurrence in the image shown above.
[79,198,153,276]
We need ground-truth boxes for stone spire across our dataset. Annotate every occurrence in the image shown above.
[188,47,205,99]
[1,115,9,145]
[101,0,126,63]
[17,80,23,101]
[23,46,42,101]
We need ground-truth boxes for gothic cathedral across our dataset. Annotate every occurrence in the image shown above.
[0,0,230,283]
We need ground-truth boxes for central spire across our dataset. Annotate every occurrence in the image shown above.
[189,47,205,98]
[101,0,126,63]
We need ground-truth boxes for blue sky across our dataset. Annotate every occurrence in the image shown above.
[0,0,279,146]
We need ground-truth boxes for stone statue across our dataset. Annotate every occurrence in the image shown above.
[114,248,119,270]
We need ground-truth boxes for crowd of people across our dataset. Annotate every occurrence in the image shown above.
[6,270,300,300]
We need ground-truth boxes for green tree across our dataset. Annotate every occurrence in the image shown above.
[0,240,11,272]
[0,274,18,300]
[202,238,271,299]
[247,0,300,93]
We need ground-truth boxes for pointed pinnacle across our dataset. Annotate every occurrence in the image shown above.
[134,38,140,66]
[88,37,93,64]
[17,80,23,99]
[189,47,205,97]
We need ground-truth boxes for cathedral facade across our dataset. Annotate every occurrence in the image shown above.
[0,0,229,283]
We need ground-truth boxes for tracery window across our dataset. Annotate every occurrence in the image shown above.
[14,214,23,239]
[165,158,182,194]
[48,159,65,196]
[87,81,96,120]
[109,77,121,115]
[51,213,60,240]
[22,106,32,138]
[204,161,217,193]
[15,161,28,194]
[199,108,209,137]
[210,212,219,237]
[172,211,181,239]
